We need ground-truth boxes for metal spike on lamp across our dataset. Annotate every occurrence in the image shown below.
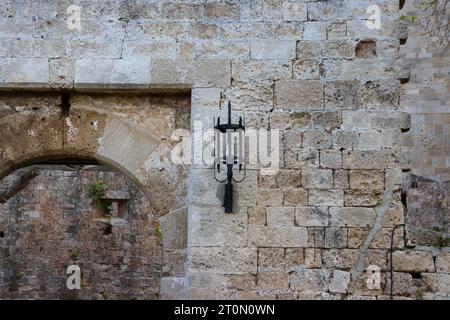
[214,101,246,213]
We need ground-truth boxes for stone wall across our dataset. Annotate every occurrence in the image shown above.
[400,0,450,181]
[0,165,161,299]
[0,0,448,300]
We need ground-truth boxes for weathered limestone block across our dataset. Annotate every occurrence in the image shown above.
[62,107,108,158]
[41,110,65,154]
[282,2,307,21]
[356,129,398,150]
[284,148,319,169]
[384,272,413,296]
[362,80,401,109]
[381,196,405,228]
[97,116,160,176]
[122,39,177,60]
[248,206,266,226]
[151,59,231,88]
[341,111,411,130]
[322,249,359,270]
[370,253,393,274]
[266,206,295,227]
[325,80,362,109]
[74,58,151,86]
[248,226,308,248]
[330,207,376,227]
[296,41,323,60]
[333,169,349,189]
[204,2,240,20]
[188,272,223,290]
[295,207,329,227]
[332,130,359,149]
[303,22,327,40]
[325,227,348,249]
[303,129,332,149]
[392,251,435,272]
[191,87,222,128]
[250,40,296,60]
[0,113,45,170]
[326,22,347,40]
[309,189,344,206]
[190,247,257,275]
[343,150,397,170]
[258,188,283,205]
[258,173,278,188]
[159,3,203,20]
[435,253,450,273]
[323,40,354,59]
[283,188,308,205]
[159,208,187,250]
[302,168,333,189]
[283,130,303,150]
[258,248,285,271]
[274,80,324,110]
[308,227,325,248]
[329,270,351,294]
[223,80,274,111]
[277,170,302,188]
[224,274,257,291]
[163,249,187,277]
[257,272,289,290]
[293,60,320,80]
[136,143,188,214]
[189,169,222,206]
[189,206,247,247]
[349,170,384,191]
[370,227,404,250]
[320,150,342,169]
[232,60,292,83]
[348,228,369,249]
[322,59,398,81]
[0,58,49,86]
[235,170,258,207]
[422,273,450,294]
[195,40,250,60]
[289,269,330,292]
[344,190,383,207]
[307,2,356,21]
[304,248,323,268]
[286,248,305,270]
[312,111,342,129]
[49,58,75,88]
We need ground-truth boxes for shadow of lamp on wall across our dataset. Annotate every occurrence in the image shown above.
[214,101,246,213]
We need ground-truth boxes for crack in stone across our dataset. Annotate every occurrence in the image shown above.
[348,172,395,294]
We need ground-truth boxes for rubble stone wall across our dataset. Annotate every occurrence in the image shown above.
[0,0,448,300]
[0,165,161,299]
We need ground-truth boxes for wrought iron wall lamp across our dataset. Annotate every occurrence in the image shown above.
[214,102,246,213]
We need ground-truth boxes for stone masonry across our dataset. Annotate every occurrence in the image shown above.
[0,165,161,299]
[0,0,449,300]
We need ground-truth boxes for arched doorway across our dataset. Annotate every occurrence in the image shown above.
[0,159,161,299]
[0,91,190,299]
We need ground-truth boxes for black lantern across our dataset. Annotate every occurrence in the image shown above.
[214,101,246,213]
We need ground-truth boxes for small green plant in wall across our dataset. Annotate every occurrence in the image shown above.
[415,288,424,300]
[156,223,163,245]
[68,248,80,260]
[89,182,107,206]
[433,226,450,248]
[89,182,112,215]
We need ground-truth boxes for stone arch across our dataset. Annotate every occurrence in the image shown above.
[0,97,189,298]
